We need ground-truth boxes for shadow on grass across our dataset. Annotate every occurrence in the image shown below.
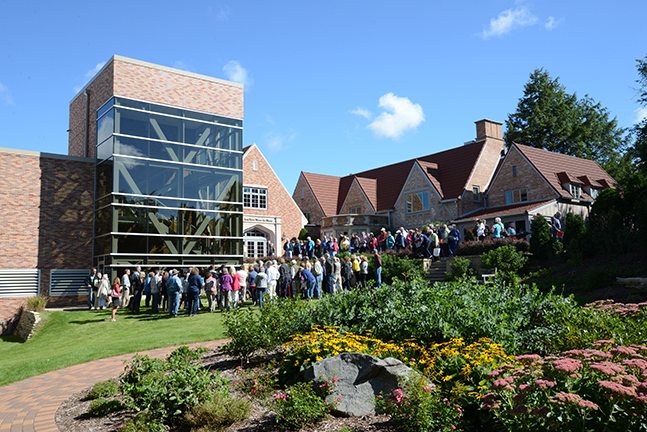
[0,335,24,344]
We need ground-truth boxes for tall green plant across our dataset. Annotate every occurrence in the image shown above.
[530,215,554,260]
[481,245,528,284]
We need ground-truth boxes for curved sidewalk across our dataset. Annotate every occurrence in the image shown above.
[0,339,227,432]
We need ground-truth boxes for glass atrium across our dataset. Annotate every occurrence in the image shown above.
[94,97,243,270]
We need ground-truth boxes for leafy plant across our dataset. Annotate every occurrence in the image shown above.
[482,342,647,432]
[457,237,529,256]
[120,347,230,426]
[121,411,167,432]
[182,389,251,431]
[25,294,48,312]
[272,381,335,430]
[234,364,278,399]
[375,374,463,432]
[446,257,474,281]
[87,398,123,417]
[481,245,528,285]
[563,212,587,253]
[530,215,554,260]
[87,378,119,400]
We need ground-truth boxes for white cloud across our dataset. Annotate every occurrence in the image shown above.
[0,81,14,105]
[481,6,538,39]
[634,107,647,124]
[223,60,253,90]
[367,93,425,139]
[173,60,191,71]
[545,16,564,30]
[265,130,297,152]
[73,61,106,93]
[217,5,232,21]
[349,107,373,120]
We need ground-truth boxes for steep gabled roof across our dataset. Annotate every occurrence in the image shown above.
[514,143,617,199]
[300,140,495,215]
[301,172,342,217]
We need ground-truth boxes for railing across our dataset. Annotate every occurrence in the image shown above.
[320,214,389,228]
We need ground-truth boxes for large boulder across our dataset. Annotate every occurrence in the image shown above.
[303,352,418,417]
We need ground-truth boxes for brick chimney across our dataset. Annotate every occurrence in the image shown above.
[475,119,503,141]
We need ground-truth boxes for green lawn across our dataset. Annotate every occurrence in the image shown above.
[0,301,230,387]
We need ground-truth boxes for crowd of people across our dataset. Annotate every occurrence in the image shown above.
[84,214,563,319]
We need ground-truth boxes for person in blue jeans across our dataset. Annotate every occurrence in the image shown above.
[187,267,202,316]
[85,268,98,309]
[254,267,268,308]
[374,252,382,289]
[301,265,315,299]
[166,269,182,317]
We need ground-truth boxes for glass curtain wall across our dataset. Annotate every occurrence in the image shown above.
[94,97,243,269]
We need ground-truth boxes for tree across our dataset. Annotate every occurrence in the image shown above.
[632,55,647,176]
[529,215,554,260]
[505,68,630,180]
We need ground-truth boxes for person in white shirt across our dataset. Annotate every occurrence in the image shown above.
[265,261,280,298]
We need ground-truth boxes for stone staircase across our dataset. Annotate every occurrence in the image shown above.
[424,259,448,284]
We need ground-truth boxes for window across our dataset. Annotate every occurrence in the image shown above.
[253,160,258,171]
[472,186,480,202]
[505,188,528,204]
[590,188,600,199]
[512,166,517,177]
[243,187,267,209]
[406,191,429,213]
[570,184,581,199]
[349,206,361,214]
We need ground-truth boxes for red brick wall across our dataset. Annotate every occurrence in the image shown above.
[293,174,326,226]
[0,149,94,328]
[243,145,305,241]
[488,146,557,207]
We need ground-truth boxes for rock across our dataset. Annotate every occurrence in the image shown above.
[304,352,419,417]
[14,310,40,341]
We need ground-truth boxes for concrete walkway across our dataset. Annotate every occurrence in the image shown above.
[0,340,227,432]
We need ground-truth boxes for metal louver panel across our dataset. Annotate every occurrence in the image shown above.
[50,269,89,297]
[0,270,40,298]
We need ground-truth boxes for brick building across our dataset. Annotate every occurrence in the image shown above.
[453,142,617,235]
[293,119,505,238]
[0,55,304,333]
[242,144,308,258]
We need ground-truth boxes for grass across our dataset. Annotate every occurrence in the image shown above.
[0,299,229,387]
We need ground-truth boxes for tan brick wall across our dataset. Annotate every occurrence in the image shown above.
[461,137,505,215]
[69,56,244,158]
[243,146,305,241]
[0,150,94,323]
[339,181,373,214]
[293,174,326,226]
[488,146,557,207]
[69,62,115,158]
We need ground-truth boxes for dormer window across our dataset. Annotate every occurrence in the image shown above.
[570,184,581,199]
[590,188,600,199]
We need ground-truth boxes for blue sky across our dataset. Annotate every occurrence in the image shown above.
[1,1,646,193]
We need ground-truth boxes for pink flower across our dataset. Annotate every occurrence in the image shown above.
[534,379,557,390]
[592,340,614,346]
[623,358,647,371]
[553,358,583,373]
[550,391,581,404]
[511,405,528,416]
[599,380,637,397]
[512,393,526,403]
[490,376,515,390]
[578,399,599,410]
[611,346,637,357]
[518,384,532,392]
[589,361,626,375]
[530,406,550,418]
[515,354,542,363]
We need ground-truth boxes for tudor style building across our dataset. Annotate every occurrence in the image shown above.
[293,119,505,238]
[452,142,617,235]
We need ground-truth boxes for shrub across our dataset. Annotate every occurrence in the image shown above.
[481,245,528,284]
[234,364,278,398]
[375,374,463,432]
[26,294,48,312]
[87,379,120,400]
[482,342,647,432]
[182,390,251,431]
[457,237,529,256]
[120,347,229,426]
[377,252,426,284]
[121,411,167,432]
[530,215,555,260]
[87,398,123,417]
[563,212,586,253]
[446,257,474,281]
[272,381,334,430]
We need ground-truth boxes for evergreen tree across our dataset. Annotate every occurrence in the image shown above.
[505,68,630,180]
[529,215,554,260]
[632,54,647,176]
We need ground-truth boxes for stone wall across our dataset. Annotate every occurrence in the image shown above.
[339,180,373,215]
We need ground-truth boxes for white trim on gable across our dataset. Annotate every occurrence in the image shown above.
[399,161,442,202]
[244,143,308,226]
[338,178,376,214]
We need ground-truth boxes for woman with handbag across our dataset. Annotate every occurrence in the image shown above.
[110,277,121,321]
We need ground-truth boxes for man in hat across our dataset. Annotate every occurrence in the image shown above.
[166,269,182,317]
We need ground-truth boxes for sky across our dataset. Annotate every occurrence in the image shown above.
[1,1,646,193]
